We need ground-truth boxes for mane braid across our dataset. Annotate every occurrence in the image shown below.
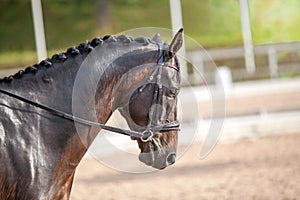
[0,34,156,84]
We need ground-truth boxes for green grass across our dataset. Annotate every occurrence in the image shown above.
[250,0,300,44]
[1,0,300,69]
[0,50,58,69]
[0,51,37,69]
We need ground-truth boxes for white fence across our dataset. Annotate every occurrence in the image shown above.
[187,41,300,83]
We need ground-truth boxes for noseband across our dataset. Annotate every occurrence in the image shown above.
[0,45,180,141]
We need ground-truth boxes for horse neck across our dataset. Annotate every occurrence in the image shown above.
[0,54,83,111]
[0,52,121,199]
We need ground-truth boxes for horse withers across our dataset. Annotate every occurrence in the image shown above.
[0,29,183,199]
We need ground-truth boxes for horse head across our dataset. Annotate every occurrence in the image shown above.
[113,29,183,169]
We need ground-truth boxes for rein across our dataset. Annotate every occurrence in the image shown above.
[0,46,180,141]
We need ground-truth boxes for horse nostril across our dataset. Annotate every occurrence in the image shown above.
[166,152,176,165]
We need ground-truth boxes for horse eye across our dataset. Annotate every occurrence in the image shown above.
[168,88,178,97]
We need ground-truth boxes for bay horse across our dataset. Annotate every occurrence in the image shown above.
[0,29,183,199]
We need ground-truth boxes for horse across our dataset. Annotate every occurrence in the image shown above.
[0,29,183,200]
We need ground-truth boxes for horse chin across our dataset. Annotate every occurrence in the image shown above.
[138,150,156,168]
[138,139,170,170]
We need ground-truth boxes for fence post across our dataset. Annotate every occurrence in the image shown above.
[31,0,47,62]
[215,66,233,96]
[238,0,256,74]
[268,48,278,79]
[169,0,188,84]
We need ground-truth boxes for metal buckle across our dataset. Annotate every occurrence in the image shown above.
[140,130,154,142]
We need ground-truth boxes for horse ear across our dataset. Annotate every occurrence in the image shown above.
[169,28,183,58]
[152,33,162,43]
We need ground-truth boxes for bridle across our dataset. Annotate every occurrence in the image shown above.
[0,44,180,141]
[134,43,180,142]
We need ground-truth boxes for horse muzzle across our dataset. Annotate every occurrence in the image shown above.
[138,141,177,169]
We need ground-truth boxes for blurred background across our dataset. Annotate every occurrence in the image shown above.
[1,0,300,80]
[1,0,300,199]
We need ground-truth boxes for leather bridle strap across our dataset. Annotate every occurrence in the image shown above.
[0,88,141,137]
[0,88,179,138]
[141,44,165,142]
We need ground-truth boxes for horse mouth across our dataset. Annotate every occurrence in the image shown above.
[138,139,176,169]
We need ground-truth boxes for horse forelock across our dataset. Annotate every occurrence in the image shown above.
[0,35,159,84]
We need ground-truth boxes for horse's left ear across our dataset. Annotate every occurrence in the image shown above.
[152,33,162,43]
[169,28,183,58]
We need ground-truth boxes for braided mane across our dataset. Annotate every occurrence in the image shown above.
[0,35,155,83]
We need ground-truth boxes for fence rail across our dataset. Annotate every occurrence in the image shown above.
[187,41,300,83]
[188,41,300,61]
